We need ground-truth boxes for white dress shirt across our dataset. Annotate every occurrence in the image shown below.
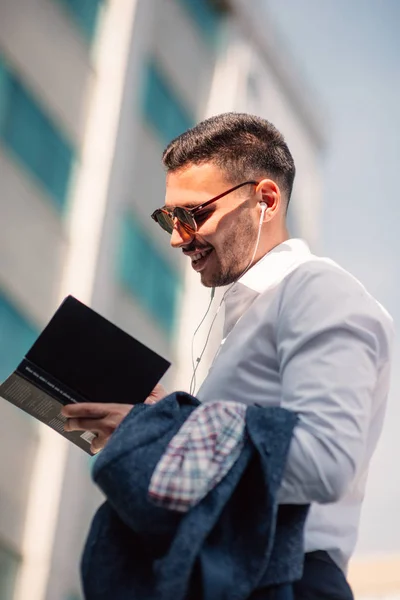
[197,239,394,572]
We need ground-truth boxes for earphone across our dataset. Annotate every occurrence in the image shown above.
[189,200,268,395]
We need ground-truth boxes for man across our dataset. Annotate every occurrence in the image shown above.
[63,113,394,599]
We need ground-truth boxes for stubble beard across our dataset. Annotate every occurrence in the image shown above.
[200,211,257,288]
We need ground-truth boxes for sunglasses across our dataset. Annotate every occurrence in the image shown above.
[151,180,258,235]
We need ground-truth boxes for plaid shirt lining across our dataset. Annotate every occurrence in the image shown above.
[148,400,247,512]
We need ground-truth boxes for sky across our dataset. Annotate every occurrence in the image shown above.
[265,0,400,556]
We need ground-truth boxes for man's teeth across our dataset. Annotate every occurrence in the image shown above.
[192,249,211,262]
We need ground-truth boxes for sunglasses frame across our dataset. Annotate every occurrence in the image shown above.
[151,180,258,234]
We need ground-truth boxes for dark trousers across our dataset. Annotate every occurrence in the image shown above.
[251,551,354,600]
[293,551,354,600]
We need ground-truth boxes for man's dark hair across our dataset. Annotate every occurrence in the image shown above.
[162,112,296,203]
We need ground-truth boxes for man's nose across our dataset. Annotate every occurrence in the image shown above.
[170,219,195,248]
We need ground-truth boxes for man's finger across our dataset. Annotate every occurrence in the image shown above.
[144,397,158,405]
[91,433,106,454]
[61,403,109,419]
[64,417,104,433]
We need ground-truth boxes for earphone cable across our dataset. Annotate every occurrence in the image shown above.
[190,288,215,395]
[189,204,266,395]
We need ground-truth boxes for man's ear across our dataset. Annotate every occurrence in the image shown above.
[256,179,281,221]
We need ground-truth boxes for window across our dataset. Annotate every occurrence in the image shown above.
[177,0,222,42]
[0,293,38,382]
[0,542,20,600]
[0,59,8,131]
[142,60,194,146]
[0,55,75,212]
[118,215,180,336]
[57,0,104,42]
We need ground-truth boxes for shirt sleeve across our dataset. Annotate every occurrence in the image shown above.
[275,261,393,505]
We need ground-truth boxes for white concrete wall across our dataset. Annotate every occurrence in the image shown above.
[0,3,94,593]
[0,0,94,145]
[129,122,182,270]
[88,0,183,383]
[152,0,215,118]
[0,1,100,599]
[41,1,147,597]
[0,403,39,556]
[0,148,68,327]
[91,0,158,318]
[0,0,99,329]
[43,448,103,600]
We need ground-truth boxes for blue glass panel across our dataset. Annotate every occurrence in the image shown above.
[118,216,180,336]
[151,264,179,335]
[0,543,19,600]
[120,217,155,304]
[57,0,104,41]
[0,59,11,132]
[142,61,194,146]
[0,59,75,211]
[0,294,38,382]
[177,0,221,41]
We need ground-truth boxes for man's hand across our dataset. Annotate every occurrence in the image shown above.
[62,403,133,454]
[61,384,167,453]
[144,383,167,405]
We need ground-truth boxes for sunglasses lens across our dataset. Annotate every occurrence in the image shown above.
[175,207,196,233]
[153,207,196,235]
[155,211,174,234]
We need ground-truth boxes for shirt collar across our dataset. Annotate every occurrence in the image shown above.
[222,239,311,338]
[236,238,311,294]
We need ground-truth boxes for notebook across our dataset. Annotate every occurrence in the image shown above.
[0,296,171,454]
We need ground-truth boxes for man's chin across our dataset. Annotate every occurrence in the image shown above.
[199,272,214,288]
[200,269,238,288]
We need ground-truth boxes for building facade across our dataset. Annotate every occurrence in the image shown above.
[0,1,108,599]
[0,1,325,598]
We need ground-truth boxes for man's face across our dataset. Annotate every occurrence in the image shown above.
[165,163,260,287]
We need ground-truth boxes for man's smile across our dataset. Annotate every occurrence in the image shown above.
[183,247,214,271]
